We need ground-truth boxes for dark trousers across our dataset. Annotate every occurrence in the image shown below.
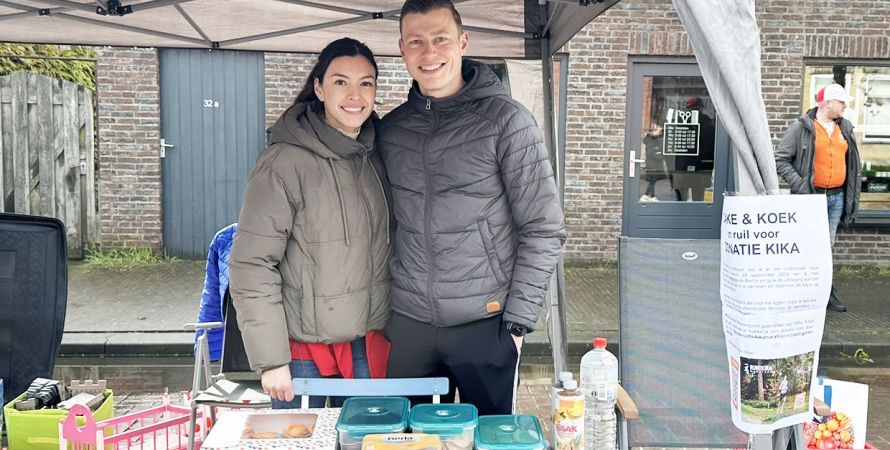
[385,313,520,415]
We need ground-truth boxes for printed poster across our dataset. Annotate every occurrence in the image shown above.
[721,194,832,433]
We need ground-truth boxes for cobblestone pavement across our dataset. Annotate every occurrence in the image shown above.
[6,262,880,449]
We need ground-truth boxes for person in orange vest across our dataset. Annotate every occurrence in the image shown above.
[775,84,862,312]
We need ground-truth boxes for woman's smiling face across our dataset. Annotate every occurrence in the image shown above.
[314,55,377,133]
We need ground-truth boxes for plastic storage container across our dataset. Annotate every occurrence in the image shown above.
[409,403,477,450]
[336,397,410,450]
[474,415,546,450]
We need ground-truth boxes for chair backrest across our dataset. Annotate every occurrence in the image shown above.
[291,377,450,409]
[618,237,747,447]
[219,288,259,380]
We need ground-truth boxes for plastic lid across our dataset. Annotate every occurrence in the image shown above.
[562,379,578,390]
[409,403,478,436]
[557,371,573,382]
[593,337,608,348]
[475,415,546,450]
[336,397,410,437]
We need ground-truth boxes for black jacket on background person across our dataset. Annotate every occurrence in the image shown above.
[377,59,566,331]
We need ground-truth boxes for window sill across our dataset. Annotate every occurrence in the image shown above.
[852,211,890,228]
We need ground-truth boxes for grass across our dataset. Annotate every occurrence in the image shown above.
[839,348,875,365]
[834,264,890,279]
[84,247,169,268]
[741,397,808,424]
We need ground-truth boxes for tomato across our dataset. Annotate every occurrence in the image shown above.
[840,431,851,443]
[814,430,823,440]
[826,419,839,431]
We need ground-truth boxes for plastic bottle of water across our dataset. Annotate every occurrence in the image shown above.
[579,337,618,450]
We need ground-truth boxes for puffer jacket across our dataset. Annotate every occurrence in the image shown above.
[230,102,392,373]
[377,59,566,331]
[194,223,237,361]
[775,107,862,226]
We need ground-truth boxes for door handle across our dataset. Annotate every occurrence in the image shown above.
[160,138,175,158]
[629,150,645,178]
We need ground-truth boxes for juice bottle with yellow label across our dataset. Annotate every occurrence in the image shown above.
[554,379,585,450]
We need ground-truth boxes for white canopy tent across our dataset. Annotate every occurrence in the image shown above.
[0,0,617,58]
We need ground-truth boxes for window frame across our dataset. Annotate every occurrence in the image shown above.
[802,59,890,227]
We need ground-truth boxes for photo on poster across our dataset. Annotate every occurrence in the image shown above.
[739,351,815,424]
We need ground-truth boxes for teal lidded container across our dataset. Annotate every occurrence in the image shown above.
[409,403,478,450]
[475,414,547,450]
[335,396,410,450]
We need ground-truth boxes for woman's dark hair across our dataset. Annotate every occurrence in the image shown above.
[293,37,378,106]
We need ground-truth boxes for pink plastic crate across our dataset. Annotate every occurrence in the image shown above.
[59,397,205,450]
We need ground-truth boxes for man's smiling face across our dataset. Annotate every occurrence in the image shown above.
[399,7,469,99]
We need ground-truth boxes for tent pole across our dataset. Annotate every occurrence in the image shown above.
[541,34,568,378]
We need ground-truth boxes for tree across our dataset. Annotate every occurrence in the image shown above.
[0,43,96,90]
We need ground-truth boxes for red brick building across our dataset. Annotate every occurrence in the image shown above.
[96,0,890,265]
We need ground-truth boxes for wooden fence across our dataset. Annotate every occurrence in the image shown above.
[0,72,97,258]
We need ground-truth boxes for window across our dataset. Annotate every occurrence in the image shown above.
[803,64,890,215]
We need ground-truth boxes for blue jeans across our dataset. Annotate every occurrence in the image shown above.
[826,191,844,246]
[271,337,370,409]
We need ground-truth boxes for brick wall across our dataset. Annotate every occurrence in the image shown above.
[264,53,410,126]
[96,47,162,251]
[96,1,890,265]
[562,0,890,265]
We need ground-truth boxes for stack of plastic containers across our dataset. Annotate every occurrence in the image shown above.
[409,403,477,449]
[475,415,547,450]
[336,397,410,450]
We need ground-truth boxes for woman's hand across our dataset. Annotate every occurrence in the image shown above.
[261,364,294,402]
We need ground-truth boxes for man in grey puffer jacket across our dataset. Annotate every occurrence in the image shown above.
[378,0,565,414]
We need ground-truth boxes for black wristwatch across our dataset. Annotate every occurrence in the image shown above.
[505,321,531,337]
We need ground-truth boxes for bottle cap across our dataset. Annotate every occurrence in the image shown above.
[558,371,573,382]
[562,379,577,390]
[593,337,608,348]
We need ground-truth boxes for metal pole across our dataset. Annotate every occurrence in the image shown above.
[541,33,568,378]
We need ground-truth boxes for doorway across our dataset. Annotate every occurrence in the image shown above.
[622,59,732,238]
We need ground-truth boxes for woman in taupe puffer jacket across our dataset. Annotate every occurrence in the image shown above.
[229,38,392,408]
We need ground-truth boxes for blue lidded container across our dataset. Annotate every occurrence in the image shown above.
[335,396,410,450]
[409,403,478,450]
[475,414,547,450]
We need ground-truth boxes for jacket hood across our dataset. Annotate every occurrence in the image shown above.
[269,101,376,159]
[407,59,507,111]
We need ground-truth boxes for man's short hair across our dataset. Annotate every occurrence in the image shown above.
[399,0,463,34]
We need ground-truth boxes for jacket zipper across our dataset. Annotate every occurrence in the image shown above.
[355,155,375,299]
[423,101,439,325]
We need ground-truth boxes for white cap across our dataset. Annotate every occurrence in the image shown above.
[558,371,573,382]
[817,84,854,104]
[562,379,578,390]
